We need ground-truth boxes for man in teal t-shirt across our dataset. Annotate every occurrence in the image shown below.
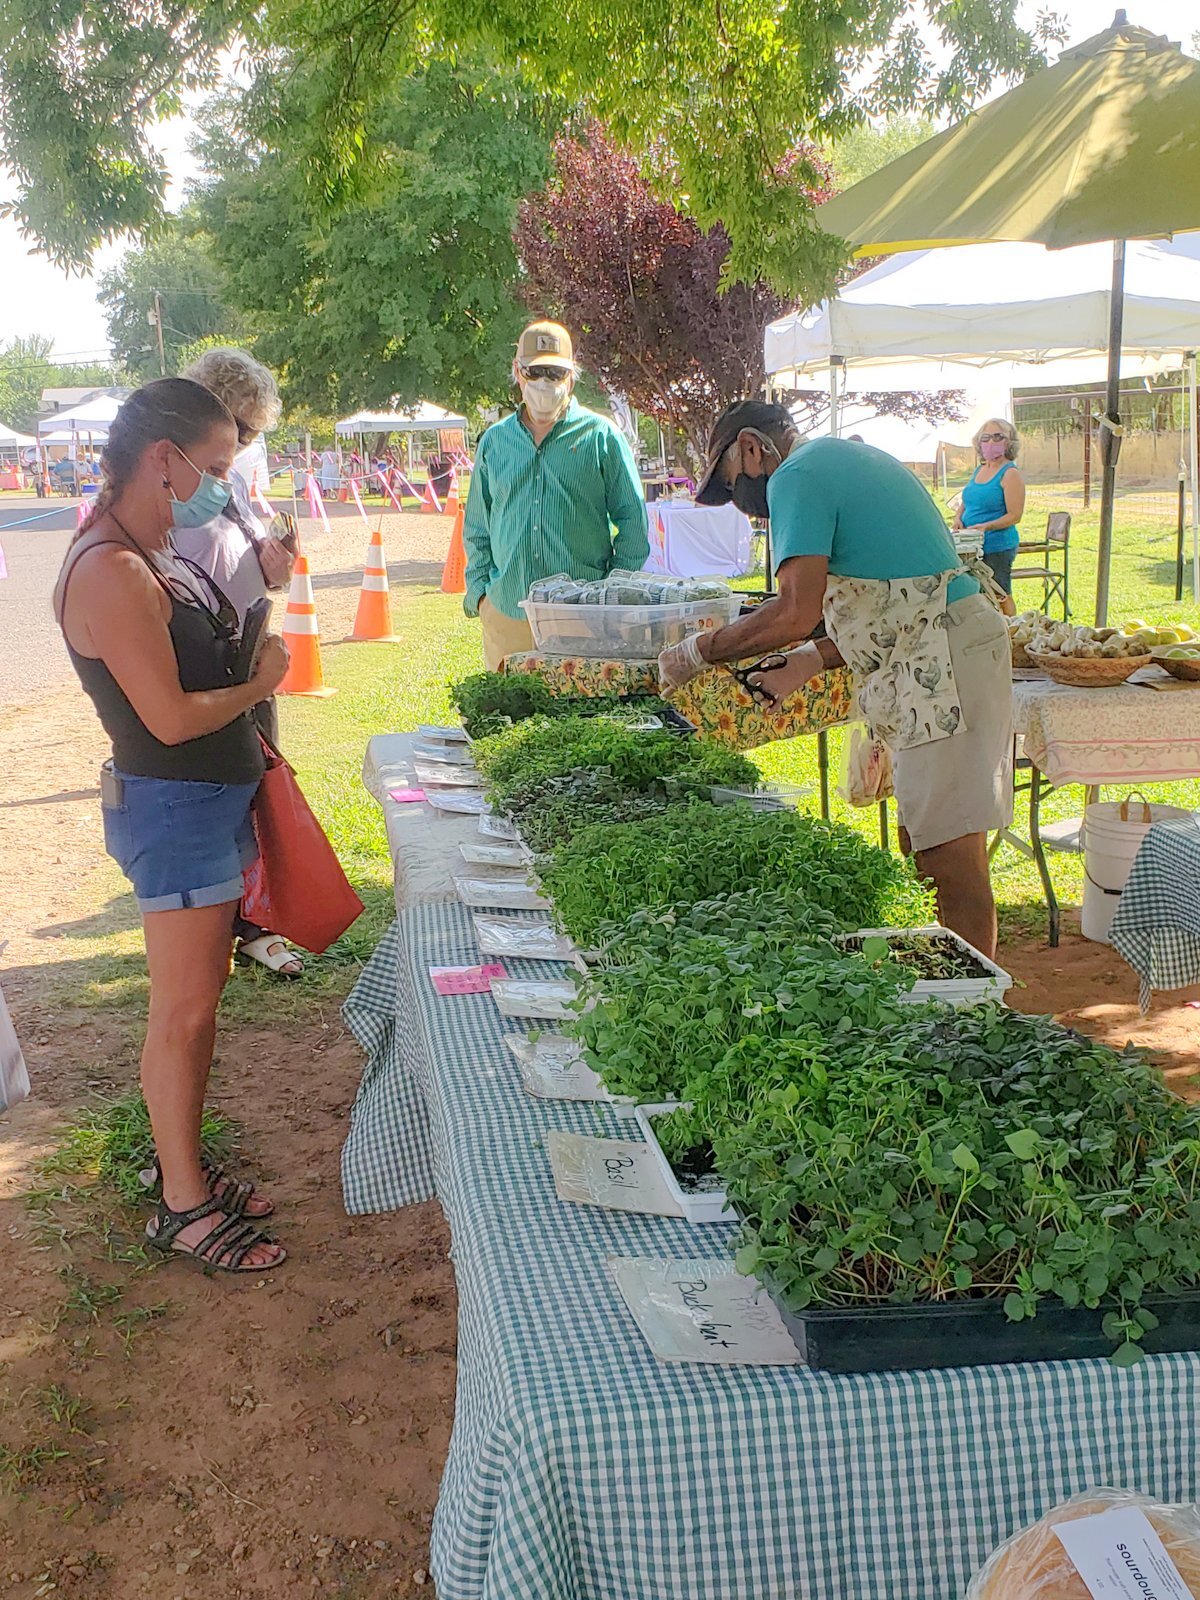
[658,400,1012,958]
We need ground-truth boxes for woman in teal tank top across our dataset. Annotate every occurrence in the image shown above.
[954,418,1025,594]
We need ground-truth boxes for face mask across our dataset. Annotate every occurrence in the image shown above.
[170,446,233,528]
[523,376,571,423]
[979,439,1008,463]
[731,472,771,519]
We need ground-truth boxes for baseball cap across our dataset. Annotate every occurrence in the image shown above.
[694,399,795,506]
[516,321,575,372]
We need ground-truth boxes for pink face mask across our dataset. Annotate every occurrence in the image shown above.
[979,438,1007,463]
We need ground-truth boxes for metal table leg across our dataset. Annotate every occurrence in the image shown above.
[879,800,889,851]
[818,728,830,820]
[1029,763,1061,947]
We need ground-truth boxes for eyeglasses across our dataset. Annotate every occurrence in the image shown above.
[160,552,239,639]
[521,365,570,382]
[978,432,1009,443]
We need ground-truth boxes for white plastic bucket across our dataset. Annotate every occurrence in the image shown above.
[1080,794,1192,944]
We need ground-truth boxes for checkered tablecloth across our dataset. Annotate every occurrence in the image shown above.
[342,897,1200,1600]
[1111,815,1200,1010]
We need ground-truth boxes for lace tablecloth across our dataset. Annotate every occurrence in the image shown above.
[1012,677,1200,786]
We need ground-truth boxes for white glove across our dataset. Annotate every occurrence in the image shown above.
[748,641,825,706]
[657,632,711,694]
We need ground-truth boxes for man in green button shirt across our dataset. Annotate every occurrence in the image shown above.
[463,320,650,670]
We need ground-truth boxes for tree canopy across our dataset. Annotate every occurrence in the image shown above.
[191,57,550,418]
[0,336,122,433]
[517,125,825,458]
[0,1,1065,293]
[97,220,246,380]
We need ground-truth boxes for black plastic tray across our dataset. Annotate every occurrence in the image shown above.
[768,1287,1200,1373]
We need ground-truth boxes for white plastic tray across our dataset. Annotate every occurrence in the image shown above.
[454,875,549,912]
[491,979,578,1020]
[633,1103,731,1224]
[474,915,575,961]
[844,925,1013,1007]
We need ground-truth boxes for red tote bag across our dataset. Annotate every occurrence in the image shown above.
[242,741,363,954]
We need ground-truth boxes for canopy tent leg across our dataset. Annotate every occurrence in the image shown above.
[1093,239,1126,626]
[829,357,843,438]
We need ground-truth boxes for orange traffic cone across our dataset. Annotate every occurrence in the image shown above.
[350,525,400,642]
[442,469,460,519]
[441,504,466,595]
[419,478,443,514]
[278,552,336,697]
[338,482,350,503]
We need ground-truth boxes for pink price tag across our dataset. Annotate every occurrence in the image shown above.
[388,787,427,804]
[429,963,507,996]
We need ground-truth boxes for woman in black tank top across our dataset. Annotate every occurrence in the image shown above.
[55,379,288,1275]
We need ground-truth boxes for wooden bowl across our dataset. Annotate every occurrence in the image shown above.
[1151,647,1200,682]
[1025,649,1152,687]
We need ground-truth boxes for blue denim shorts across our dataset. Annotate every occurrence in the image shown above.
[102,772,259,913]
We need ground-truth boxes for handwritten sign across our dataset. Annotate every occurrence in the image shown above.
[428,962,507,996]
[548,1131,682,1216]
[388,787,427,804]
[607,1257,802,1365]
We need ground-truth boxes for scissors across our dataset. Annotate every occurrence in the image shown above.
[727,653,790,708]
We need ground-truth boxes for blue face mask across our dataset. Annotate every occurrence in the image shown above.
[170,446,233,528]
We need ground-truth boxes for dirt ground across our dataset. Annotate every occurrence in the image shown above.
[1,507,1199,1598]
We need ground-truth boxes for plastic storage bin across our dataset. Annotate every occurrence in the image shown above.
[519,594,739,660]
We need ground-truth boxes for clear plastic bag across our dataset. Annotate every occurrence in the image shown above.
[967,1488,1200,1598]
[0,972,30,1113]
[836,723,894,807]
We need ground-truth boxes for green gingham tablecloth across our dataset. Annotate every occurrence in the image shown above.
[342,899,1200,1600]
[1111,814,1200,1009]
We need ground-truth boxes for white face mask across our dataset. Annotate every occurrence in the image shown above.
[522,375,571,423]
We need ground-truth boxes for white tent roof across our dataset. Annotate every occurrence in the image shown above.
[0,423,36,447]
[765,237,1200,386]
[37,394,123,436]
[335,403,468,436]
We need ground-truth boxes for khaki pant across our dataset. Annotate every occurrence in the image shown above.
[479,595,534,673]
[891,595,1014,853]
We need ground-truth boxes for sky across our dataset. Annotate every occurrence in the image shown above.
[0,0,1195,362]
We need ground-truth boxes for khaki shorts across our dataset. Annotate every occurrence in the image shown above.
[479,594,535,673]
[891,595,1014,853]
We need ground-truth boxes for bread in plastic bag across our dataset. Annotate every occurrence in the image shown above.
[836,722,894,806]
[967,1488,1200,1598]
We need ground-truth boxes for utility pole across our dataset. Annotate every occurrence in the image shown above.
[148,294,166,376]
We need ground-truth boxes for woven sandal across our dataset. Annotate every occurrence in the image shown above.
[145,1196,286,1274]
[137,1154,274,1219]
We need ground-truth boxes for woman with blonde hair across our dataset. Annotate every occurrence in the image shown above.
[176,346,303,978]
[55,378,288,1272]
[954,418,1025,595]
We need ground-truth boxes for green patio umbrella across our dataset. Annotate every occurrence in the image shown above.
[816,11,1200,623]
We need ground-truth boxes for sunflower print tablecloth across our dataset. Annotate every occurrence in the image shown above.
[501,652,855,750]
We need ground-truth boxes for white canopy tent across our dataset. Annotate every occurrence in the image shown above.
[0,423,36,449]
[764,236,1200,599]
[37,395,123,437]
[334,404,468,437]
[764,238,1200,385]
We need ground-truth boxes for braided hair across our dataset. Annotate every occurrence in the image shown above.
[77,378,236,539]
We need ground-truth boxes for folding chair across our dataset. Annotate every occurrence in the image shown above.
[1011,511,1070,618]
